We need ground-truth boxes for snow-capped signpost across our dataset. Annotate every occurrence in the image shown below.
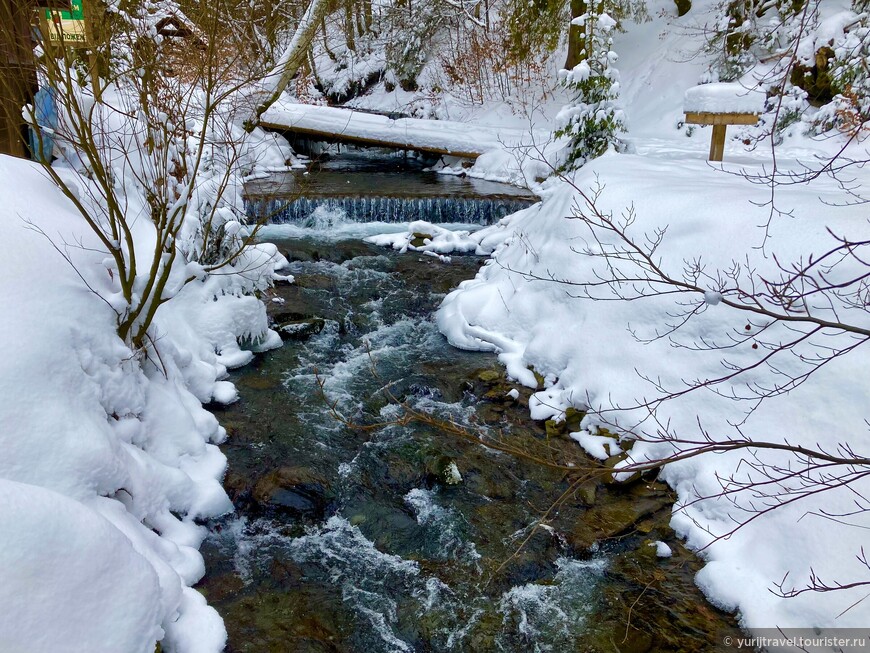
[684,83,765,161]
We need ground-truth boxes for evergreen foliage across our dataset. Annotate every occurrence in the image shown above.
[555,8,626,171]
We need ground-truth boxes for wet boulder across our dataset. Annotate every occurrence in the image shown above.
[283,248,318,263]
[329,239,383,263]
[424,455,463,487]
[498,527,562,589]
[293,274,336,291]
[275,317,326,341]
[410,232,433,248]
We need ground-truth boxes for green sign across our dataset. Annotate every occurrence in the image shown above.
[44,0,83,20]
[43,0,87,45]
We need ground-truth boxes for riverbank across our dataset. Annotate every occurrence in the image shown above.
[428,123,870,630]
[0,154,285,653]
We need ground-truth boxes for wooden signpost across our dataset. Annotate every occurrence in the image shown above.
[38,0,102,100]
[684,111,760,162]
[683,83,764,162]
[0,0,101,158]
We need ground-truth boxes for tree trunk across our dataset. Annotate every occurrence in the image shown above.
[362,0,373,32]
[247,0,331,129]
[0,0,37,157]
[344,0,356,50]
[564,0,588,70]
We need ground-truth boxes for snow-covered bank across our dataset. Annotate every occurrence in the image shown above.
[433,144,870,630]
[0,155,282,652]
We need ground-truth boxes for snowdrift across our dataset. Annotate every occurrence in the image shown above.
[0,155,280,653]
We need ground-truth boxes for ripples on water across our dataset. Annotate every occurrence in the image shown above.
[204,210,606,652]
[211,512,604,653]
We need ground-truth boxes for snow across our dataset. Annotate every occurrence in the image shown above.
[359,0,870,637]
[650,541,673,558]
[0,148,282,649]
[0,480,162,653]
[684,83,766,115]
[364,220,486,255]
[442,461,463,486]
[569,431,619,461]
[436,144,870,630]
[5,0,868,647]
[262,101,552,158]
[292,0,870,633]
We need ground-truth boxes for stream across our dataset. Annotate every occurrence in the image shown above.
[200,154,742,652]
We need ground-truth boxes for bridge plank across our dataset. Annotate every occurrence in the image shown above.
[684,111,759,126]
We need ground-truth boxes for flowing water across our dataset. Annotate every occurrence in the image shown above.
[200,156,741,653]
[245,153,536,226]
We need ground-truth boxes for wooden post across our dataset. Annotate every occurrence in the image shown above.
[709,124,726,162]
[684,112,758,162]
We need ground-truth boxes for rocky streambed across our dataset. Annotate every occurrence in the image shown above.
[200,233,742,653]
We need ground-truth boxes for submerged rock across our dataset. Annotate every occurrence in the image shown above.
[566,484,672,552]
[253,467,336,519]
[219,587,351,653]
[293,274,335,291]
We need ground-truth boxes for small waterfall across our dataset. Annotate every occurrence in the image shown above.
[245,195,534,226]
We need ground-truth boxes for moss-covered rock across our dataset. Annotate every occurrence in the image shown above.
[544,418,565,439]
[567,484,672,551]
[410,232,433,247]
[564,406,585,431]
[425,455,463,486]
[475,369,502,384]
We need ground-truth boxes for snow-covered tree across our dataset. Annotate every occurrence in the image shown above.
[816,7,870,134]
[554,5,627,171]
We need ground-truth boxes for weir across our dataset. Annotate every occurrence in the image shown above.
[246,195,534,226]
[243,158,538,226]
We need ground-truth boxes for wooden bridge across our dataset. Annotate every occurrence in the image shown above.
[260,102,543,159]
